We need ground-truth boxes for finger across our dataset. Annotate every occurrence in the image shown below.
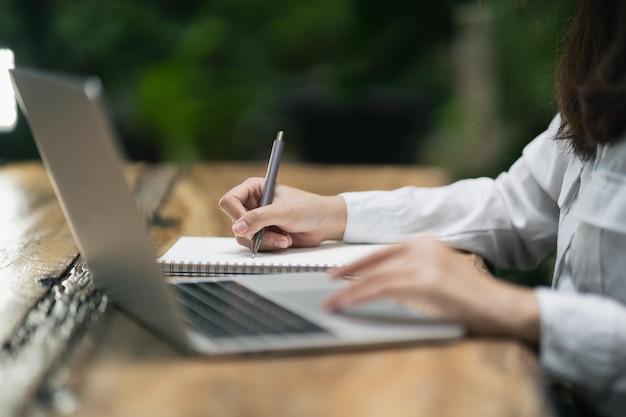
[235,231,293,251]
[328,245,402,280]
[329,237,444,280]
[234,203,290,238]
[324,270,412,311]
[259,229,293,250]
[218,177,265,221]
[324,273,450,320]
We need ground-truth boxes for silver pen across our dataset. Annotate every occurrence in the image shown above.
[251,131,285,257]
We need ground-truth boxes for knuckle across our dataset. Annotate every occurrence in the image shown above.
[245,177,263,186]
[245,209,260,223]
[218,194,230,209]
[245,208,268,228]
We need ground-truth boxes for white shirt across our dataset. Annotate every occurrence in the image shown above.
[340,116,626,416]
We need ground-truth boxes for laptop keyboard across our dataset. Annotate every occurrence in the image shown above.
[171,280,330,339]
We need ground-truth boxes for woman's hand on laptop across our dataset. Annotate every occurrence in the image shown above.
[219,177,347,250]
[324,237,540,344]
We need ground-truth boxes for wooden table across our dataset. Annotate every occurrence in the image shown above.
[0,162,553,417]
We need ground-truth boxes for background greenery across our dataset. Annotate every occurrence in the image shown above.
[1,0,574,169]
[0,0,459,162]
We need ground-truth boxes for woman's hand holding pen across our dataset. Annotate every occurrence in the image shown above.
[219,177,347,251]
[220,179,540,343]
[324,238,540,344]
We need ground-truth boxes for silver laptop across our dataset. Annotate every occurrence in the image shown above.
[10,67,462,355]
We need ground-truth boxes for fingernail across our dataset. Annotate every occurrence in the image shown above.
[232,220,250,235]
[323,296,342,312]
[322,298,335,312]
[274,238,289,249]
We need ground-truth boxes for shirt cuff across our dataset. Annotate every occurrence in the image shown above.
[340,190,407,243]
[535,287,623,390]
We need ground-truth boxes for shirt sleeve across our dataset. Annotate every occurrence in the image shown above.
[340,116,568,270]
[536,289,626,415]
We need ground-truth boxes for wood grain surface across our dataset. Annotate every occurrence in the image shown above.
[62,310,550,417]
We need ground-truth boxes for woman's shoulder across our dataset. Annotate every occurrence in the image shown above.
[523,114,571,160]
[598,135,626,174]
[520,114,579,197]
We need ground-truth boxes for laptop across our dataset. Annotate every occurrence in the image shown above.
[10,67,463,355]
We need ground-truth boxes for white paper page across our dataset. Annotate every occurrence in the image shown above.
[158,236,388,269]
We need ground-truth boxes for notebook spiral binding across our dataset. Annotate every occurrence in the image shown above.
[159,259,335,276]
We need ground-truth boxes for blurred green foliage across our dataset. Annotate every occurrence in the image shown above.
[1,0,575,170]
[488,0,575,175]
[1,0,464,162]
[422,0,576,180]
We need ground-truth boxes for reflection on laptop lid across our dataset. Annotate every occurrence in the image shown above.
[10,67,462,355]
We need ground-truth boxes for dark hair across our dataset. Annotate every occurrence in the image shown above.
[555,0,626,159]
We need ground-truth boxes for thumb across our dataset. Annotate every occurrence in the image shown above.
[231,205,278,239]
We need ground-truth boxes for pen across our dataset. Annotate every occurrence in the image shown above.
[251,131,284,257]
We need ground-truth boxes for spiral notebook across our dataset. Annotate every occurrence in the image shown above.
[158,237,388,276]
